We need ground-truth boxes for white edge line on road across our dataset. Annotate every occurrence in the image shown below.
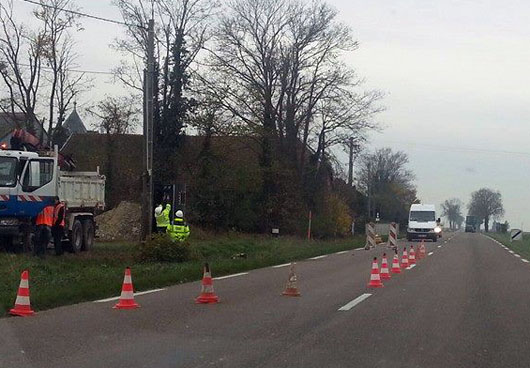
[335,250,349,255]
[272,263,291,268]
[309,255,328,260]
[514,254,521,258]
[338,293,372,311]
[406,264,417,270]
[428,252,434,256]
[354,248,364,251]
[522,259,529,263]
[214,272,249,280]
[94,288,166,303]
[509,250,515,254]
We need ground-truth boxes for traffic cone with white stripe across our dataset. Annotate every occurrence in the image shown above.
[196,263,219,304]
[282,263,301,296]
[409,245,416,265]
[418,241,426,259]
[10,270,35,317]
[114,267,139,309]
[380,253,391,280]
[367,257,384,288]
[391,250,401,274]
[401,247,409,269]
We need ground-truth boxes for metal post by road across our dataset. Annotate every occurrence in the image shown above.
[348,137,354,186]
[141,19,155,240]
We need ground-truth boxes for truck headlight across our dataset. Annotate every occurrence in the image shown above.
[434,226,441,233]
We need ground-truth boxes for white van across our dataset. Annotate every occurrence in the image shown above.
[406,204,441,242]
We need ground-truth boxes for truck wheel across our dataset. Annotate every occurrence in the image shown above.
[82,220,94,251]
[432,236,438,243]
[70,220,83,253]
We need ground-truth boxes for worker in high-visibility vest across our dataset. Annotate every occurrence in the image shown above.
[154,204,170,233]
[34,204,54,258]
[166,210,190,242]
[52,196,66,256]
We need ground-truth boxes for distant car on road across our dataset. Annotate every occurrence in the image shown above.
[406,203,441,242]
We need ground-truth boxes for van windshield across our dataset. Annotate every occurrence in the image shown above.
[410,211,435,222]
[0,157,17,187]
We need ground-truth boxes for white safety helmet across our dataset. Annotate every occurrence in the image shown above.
[175,210,184,218]
[154,205,163,216]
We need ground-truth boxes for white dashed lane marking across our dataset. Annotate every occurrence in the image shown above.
[214,272,249,280]
[428,252,434,256]
[272,263,291,268]
[94,288,166,303]
[338,293,372,311]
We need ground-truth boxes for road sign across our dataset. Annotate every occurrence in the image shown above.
[510,229,523,242]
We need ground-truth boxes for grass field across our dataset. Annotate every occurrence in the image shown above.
[0,233,365,317]
[487,232,530,259]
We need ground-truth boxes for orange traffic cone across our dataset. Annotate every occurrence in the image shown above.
[367,257,384,288]
[418,241,426,259]
[196,263,219,304]
[380,253,391,280]
[114,267,139,310]
[391,251,401,274]
[10,270,35,317]
[282,263,301,296]
[408,245,416,265]
[401,247,409,269]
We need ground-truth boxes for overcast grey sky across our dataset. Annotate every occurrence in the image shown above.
[11,0,530,228]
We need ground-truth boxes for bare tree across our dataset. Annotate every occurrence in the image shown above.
[0,0,45,133]
[441,198,464,230]
[88,95,139,196]
[468,188,504,232]
[357,148,417,223]
[88,96,139,134]
[113,0,218,181]
[34,0,91,143]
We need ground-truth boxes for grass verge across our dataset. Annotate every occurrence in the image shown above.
[1,233,365,317]
[487,232,530,259]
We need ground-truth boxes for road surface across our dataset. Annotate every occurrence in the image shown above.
[2,233,530,368]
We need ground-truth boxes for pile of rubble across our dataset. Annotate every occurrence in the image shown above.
[96,201,142,241]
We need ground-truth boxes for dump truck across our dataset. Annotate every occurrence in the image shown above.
[0,138,105,252]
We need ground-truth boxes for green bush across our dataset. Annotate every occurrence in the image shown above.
[138,234,191,263]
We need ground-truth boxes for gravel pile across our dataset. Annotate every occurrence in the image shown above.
[96,201,142,241]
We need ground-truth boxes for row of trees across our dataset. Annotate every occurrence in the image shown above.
[112,0,386,233]
[1,0,419,236]
[442,188,505,232]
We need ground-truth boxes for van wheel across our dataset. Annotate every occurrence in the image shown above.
[82,220,94,251]
[70,220,83,253]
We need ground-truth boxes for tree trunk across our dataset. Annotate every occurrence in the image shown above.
[484,216,489,232]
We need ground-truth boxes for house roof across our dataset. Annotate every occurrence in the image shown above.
[63,103,87,134]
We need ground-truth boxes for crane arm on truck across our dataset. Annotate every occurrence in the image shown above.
[9,129,76,170]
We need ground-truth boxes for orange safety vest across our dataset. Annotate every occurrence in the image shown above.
[35,205,54,226]
[53,202,66,227]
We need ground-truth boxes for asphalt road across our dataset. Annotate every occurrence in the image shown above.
[2,233,530,368]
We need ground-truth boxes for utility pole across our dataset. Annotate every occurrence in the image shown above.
[141,19,155,240]
[367,162,371,219]
[348,137,354,186]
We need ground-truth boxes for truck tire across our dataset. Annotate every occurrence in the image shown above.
[432,236,438,243]
[70,220,83,253]
[82,220,94,251]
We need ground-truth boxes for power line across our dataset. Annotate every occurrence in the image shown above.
[378,140,530,157]
[19,0,145,29]
[16,62,114,75]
